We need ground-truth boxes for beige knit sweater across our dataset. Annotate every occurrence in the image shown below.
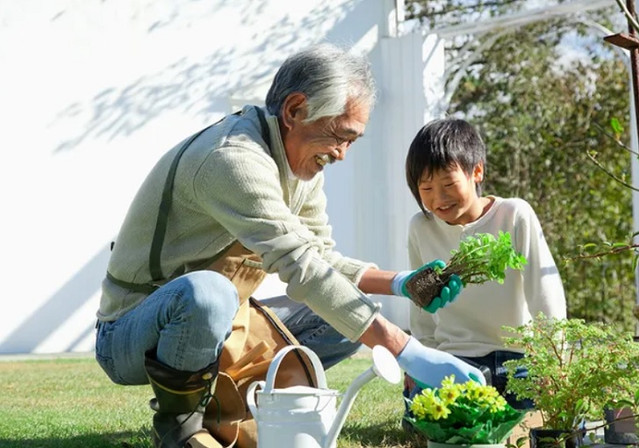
[98,105,380,341]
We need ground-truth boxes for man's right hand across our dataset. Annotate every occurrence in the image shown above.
[396,336,486,389]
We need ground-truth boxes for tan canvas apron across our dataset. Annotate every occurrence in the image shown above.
[202,241,317,448]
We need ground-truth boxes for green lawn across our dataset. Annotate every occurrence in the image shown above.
[0,355,422,447]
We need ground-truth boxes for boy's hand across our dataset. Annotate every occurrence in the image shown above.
[391,260,462,312]
[423,273,462,312]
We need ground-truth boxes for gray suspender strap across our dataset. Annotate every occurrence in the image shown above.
[254,106,271,147]
[105,125,216,294]
[107,107,271,292]
[148,124,215,281]
[106,271,159,294]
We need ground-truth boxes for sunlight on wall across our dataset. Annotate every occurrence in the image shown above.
[0,0,429,354]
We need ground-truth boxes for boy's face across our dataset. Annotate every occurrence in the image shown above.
[418,162,484,225]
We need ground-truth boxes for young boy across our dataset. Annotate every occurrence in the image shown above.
[402,118,566,413]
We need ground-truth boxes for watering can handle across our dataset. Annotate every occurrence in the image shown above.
[246,380,265,417]
[262,345,327,393]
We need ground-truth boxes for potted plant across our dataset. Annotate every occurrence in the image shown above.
[404,375,527,448]
[603,404,639,445]
[502,314,639,448]
[603,340,639,445]
[405,231,527,308]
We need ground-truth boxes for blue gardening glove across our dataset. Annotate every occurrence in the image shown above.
[391,260,463,313]
[396,336,486,389]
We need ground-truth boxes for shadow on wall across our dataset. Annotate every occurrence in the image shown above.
[13,0,382,354]
[52,0,368,153]
[0,244,110,354]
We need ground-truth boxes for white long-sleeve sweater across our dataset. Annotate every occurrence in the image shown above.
[408,196,566,356]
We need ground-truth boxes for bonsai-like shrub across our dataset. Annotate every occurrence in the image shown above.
[407,231,527,308]
[502,314,639,433]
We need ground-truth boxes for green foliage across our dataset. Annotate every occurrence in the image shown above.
[502,314,639,431]
[442,14,636,328]
[405,376,526,444]
[406,0,637,328]
[444,231,527,286]
[610,117,624,138]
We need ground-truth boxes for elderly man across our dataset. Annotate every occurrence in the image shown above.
[95,43,485,448]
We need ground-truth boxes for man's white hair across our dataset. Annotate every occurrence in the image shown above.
[265,43,376,122]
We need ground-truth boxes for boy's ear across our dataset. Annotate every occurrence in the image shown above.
[472,162,484,183]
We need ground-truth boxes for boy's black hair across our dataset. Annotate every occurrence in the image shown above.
[405,118,486,216]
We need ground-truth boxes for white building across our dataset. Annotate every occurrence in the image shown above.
[1,0,437,354]
[0,0,626,355]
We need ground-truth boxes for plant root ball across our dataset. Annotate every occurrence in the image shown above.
[404,268,452,309]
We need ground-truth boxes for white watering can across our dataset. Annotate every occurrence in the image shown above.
[246,345,401,448]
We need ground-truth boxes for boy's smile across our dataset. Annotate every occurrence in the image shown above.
[418,163,486,225]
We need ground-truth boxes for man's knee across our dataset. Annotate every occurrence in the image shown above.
[183,271,239,316]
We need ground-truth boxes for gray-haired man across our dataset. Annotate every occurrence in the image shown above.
[96,43,484,448]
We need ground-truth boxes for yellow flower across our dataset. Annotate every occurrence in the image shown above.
[441,375,456,388]
[410,388,438,420]
[488,395,508,413]
[407,375,525,445]
[410,387,452,420]
[411,375,509,421]
[431,401,452,420]
[439,382,462,405]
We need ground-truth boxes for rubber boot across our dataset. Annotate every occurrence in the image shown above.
[144,350,219,448]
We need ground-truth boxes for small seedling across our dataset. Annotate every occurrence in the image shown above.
[406,231,527,308]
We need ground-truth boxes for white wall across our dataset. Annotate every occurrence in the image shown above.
[0,0,445,354]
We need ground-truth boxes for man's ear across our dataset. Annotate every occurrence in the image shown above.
[280,92,308,130]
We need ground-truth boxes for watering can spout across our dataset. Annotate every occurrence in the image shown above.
[322,346,401,448]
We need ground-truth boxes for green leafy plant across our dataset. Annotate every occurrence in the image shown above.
[405,375,526,444]
[569,119,639,277]
[407,231,527,308]
[502,314,639,435]
[446,231,527,286]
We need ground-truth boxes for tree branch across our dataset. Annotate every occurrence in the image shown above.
[615,0,639,34]
[591,121,639,157]
[586,152,639,191]
[568,243,639,260]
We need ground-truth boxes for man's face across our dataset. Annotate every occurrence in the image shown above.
[281,94,369,181]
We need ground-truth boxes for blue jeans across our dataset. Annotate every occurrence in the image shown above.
[95,271,359,385]
[456,351,534,410]
[264,295,361,369]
